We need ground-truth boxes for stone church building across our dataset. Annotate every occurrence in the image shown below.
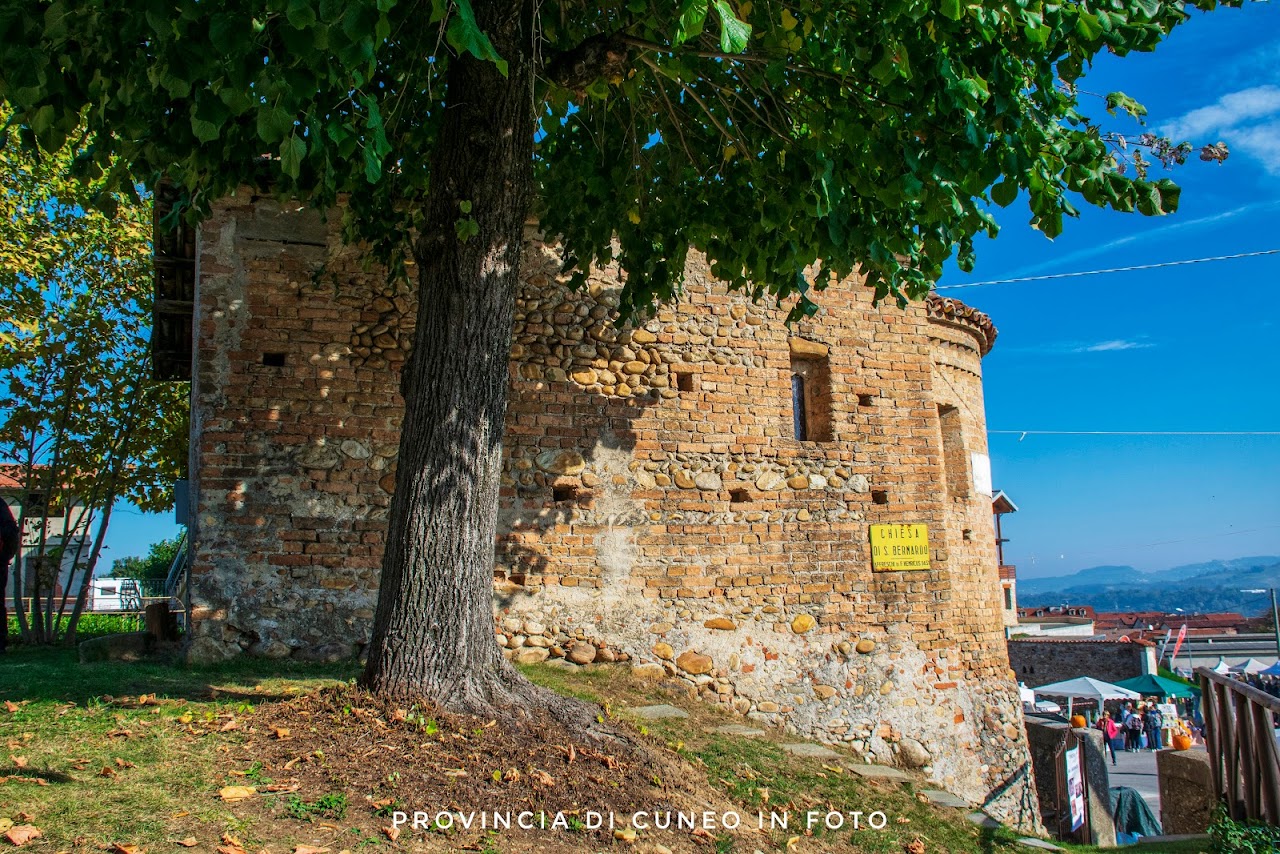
[159,193,1038,827]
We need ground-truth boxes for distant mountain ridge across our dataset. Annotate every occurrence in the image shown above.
[1017,556,1280,616]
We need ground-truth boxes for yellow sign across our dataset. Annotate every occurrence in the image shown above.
[869,524,931,571]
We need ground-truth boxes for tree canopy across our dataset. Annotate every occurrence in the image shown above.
[0,0,1232,318]
[0,0,1238,704]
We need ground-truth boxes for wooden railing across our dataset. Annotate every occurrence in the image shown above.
[1198,666,1280,825]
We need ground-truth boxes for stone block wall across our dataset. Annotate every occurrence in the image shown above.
[1009,639,1157,688]
[1156,749,1214,835]
[186,191,1038,828]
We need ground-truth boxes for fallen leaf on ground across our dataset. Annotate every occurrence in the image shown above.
[99,766,117,778]
[114,758,136,769]
[107,729,132,739]
[904,838,926,854]
[443,768,467,777]
[110,843,141,854]
[175,837,198,847]
[4,826,42,847]
[612,827,637,843]
[218,785,256,802]
[382,826,400,842]
[272,727,290,739]
[10,756,27,769]
[218,833,248,854]
[2,701,18,713]
[531,769,554,787]
[293,846,330,854]
[219,720,240,732]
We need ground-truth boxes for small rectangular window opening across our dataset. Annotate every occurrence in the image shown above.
[675,371,695,393]
[730,489,750,504]
[857,393,875,407]
[790,354,833,441]
[791,374,808,441]
[262,352,287,367]
[552,485,578,503]
[871,490,889,505]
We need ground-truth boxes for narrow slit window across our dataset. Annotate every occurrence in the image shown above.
[789,352,833,442]
[791,374,808,441]
[262,352,286,367]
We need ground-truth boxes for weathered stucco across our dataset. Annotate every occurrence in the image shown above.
[186,192,1040,829]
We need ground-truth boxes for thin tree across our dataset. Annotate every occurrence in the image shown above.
[0,107,188,644]
[0,0,1231,705]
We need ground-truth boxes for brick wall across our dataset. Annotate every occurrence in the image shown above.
[186,192,1039,829]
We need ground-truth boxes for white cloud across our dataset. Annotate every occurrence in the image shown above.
[1003,338,1157,355]
[1075,340,1155,353]
[1162,86,1280,172]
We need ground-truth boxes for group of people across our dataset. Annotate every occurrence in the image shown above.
[1095,701,1165,765]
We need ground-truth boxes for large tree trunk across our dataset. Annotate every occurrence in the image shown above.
[359,0,597,729]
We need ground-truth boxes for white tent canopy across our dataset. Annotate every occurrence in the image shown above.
[1211,658,1233,674]
[1033,677,1142,718]
[1229,658,1272,675]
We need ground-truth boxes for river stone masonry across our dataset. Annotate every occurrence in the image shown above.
[185,192,1040,831]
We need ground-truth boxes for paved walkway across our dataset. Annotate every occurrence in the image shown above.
[1106,746,1162,816]
[1105,744,1208,820]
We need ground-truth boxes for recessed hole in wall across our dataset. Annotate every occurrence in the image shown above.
[857,393,875,407]
[552,485,577,502]
[262,352,286,367]
[730,489,750,503]
[871,490,889,505]
[675,372,695,392]
[962,528,973,541]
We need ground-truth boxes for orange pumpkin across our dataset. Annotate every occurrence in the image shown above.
[1172,734,1192,751]
[1070,714,1087,729]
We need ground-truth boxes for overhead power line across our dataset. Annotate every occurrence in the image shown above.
[990,430,1280,440]
[936,248,1280,290]
[990,430,1280,436]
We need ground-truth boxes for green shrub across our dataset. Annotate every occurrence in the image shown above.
[1208,804,1280,853]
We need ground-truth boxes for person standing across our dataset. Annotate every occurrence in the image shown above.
[1123,702,1143,752]
[0,500,19,654]
[1145,703,1164,751]
[1097,711,1119,765]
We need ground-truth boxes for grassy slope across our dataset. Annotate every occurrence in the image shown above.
[0,646,1208,853]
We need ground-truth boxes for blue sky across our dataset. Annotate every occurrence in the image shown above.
[941,1,1280,578]
[102,5,1280,579]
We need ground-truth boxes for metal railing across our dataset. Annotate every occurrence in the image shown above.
[1197,666,1280,825]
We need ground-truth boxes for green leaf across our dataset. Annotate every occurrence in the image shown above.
[445,0,508,76]
[1075,11,1103,41]
[280,134,306,179]
[286,0,317,29]
[712,0,751,53]
[990,179,1017,207]
[941,0,964,22]
[674,0,708,47]
[257,106,294,145]
[363,145,382,183]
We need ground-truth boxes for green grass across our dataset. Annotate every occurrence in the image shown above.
[0,645,355,848]
[0,647,1205,852]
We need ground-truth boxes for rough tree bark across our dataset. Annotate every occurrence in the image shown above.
[359,0,605,733]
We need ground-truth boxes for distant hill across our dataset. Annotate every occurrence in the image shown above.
[1017,556,1280,616]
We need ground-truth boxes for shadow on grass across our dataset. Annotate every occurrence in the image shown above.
[0,767,75,784]
[0,645,360,706]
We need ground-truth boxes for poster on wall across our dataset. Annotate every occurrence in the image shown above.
[1065,746,1085,831]
[970,452,993,497]
[869,524,931,571]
